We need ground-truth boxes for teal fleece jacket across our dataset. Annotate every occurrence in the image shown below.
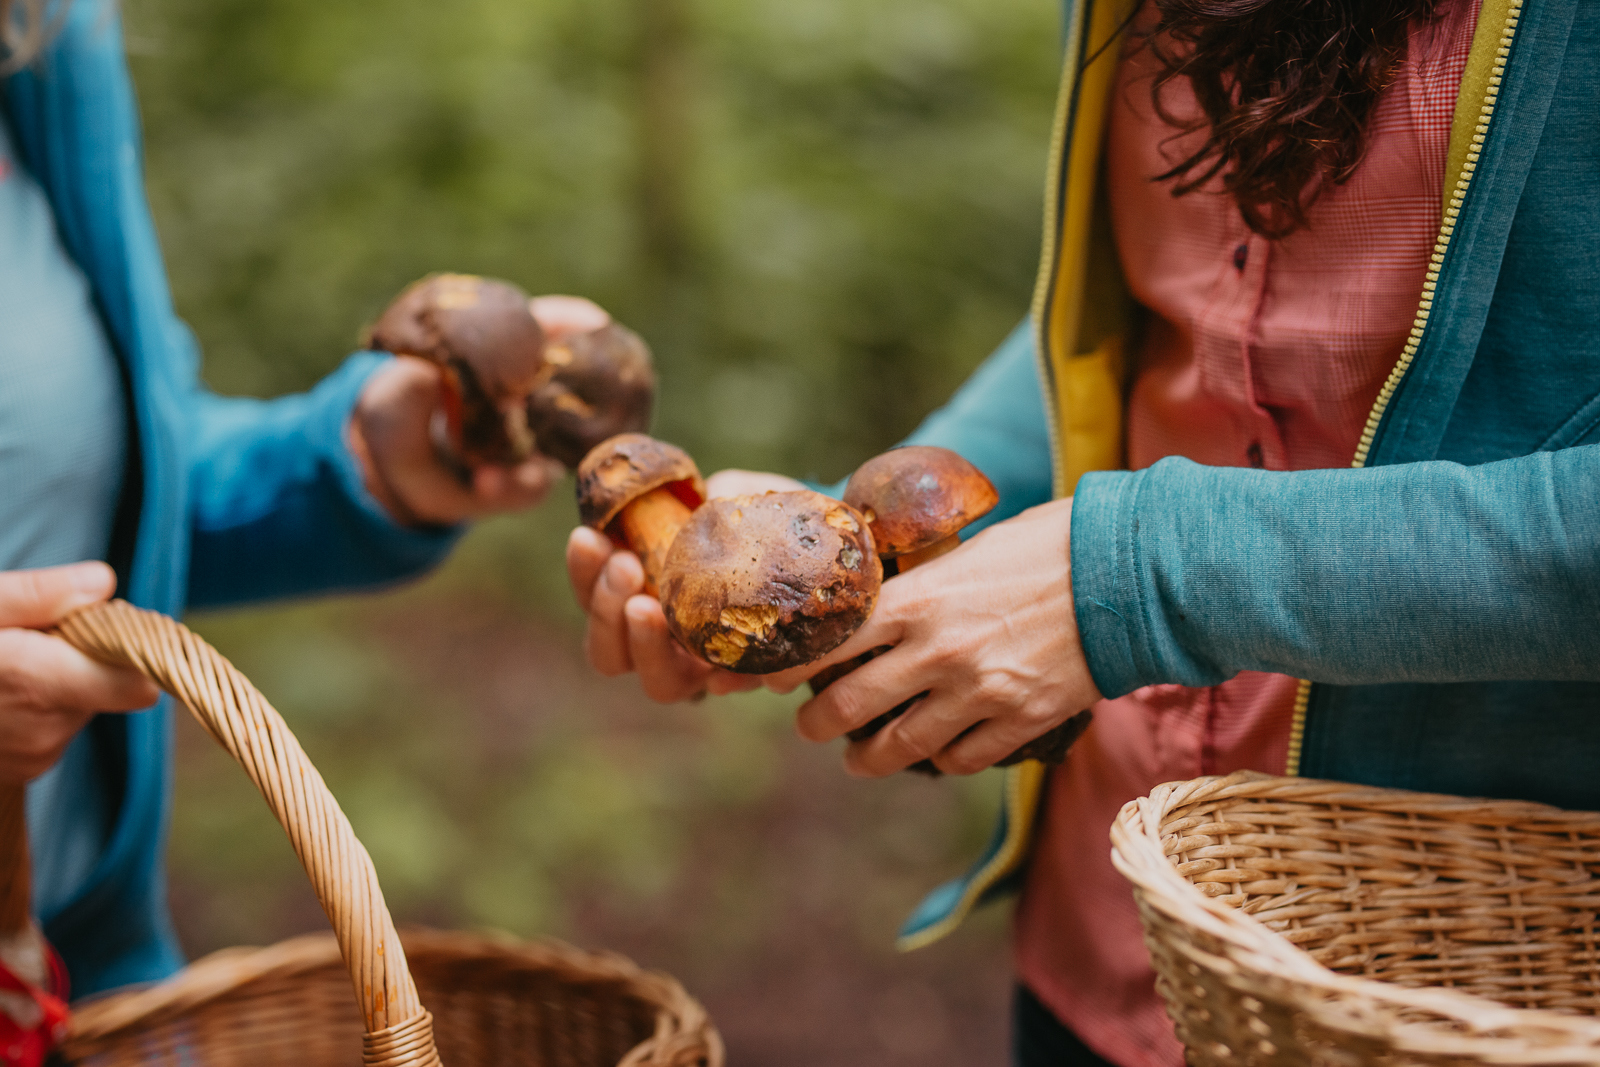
[906,0,1600,820]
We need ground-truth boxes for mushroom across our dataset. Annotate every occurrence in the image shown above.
[659,491,882,674]
[527,321,657,470]
[843,445,1000,574]
[812,446,1091,773]
[366,273,546,467]
[575,433,707,597]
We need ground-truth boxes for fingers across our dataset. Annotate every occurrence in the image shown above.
[0,562,117,629]
[704,468,807,499]
[624,596,716,702]
[0,630,160,713]
[792,638,928,744]
[762,601,906,696]
[840,691,979,778]
[529,295,610,340]
[584,550,647,677]
[706,670,763,696]
[566,526,615,614]
[471,454,564,511]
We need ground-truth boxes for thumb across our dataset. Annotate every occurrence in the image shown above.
[0,562,117,629]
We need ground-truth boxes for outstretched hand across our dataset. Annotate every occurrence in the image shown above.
[763,498,1101,776]
[349,294,612,527]
[566,468,804,702]
[0,563,160,785]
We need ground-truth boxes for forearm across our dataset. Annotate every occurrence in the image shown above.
[185,353,459,608]
[1072,446,1600,695]
[897,319,1055,533]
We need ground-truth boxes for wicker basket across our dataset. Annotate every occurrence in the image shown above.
[14,600,722,1067]
[1110,771,1600,1066]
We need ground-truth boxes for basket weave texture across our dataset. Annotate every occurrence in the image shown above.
[62,929,716,1067]
[1110,771,1600,1066]
[40,600,721,1067]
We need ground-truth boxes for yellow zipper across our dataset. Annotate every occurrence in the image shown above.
[1031,0,1094,500]
[1285,0,1523,776]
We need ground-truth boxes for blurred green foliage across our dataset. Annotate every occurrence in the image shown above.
[125,0,1063,1059]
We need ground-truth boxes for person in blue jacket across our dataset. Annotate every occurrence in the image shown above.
[0,0,601,998]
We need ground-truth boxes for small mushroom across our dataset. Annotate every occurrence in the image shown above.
[527,322,656,470]
[660,491,882,674]
[366,273,546,467]
[844,445,1000,573]
[811,446,1089,773]
[575,433,706,597]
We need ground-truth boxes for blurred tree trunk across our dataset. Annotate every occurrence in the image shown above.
[634,0,696,283]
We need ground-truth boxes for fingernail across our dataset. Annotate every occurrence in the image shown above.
[69,561,113,593]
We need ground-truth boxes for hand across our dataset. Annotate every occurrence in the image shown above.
[348,295,611,527]
[0,563,160,785]
[566,468,805,701]
[765,498,1101,776]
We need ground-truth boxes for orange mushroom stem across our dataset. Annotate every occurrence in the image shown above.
[575,434,706,597]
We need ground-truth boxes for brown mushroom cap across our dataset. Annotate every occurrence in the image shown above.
[527,322,656,469]
[366,273,546,465]
[842,446,998,557]
[659,491,882,674]
[575,433,706,532]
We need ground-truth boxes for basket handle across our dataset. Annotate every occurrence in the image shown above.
[27,599,442,1067]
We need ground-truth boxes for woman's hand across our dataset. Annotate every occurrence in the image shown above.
[349,294,612,527]
[0,563,160,785]
[765,498,1101,776]
[565,468,805,702]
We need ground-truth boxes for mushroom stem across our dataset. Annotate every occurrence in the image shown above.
[613,487,694,597]
[894,533,960,573]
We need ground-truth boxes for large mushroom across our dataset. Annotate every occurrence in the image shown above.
[367,274,657,472]
[813,446,1092,773]
[575,433,706,597]
[659,491,882,674]
[366,273,546,467]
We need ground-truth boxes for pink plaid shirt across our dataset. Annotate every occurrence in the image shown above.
[1013,4,1478,1063]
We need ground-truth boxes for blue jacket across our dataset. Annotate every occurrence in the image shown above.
[898,0,1600,948]
[4,0,456,995]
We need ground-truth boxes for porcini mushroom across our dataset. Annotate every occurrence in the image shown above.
[366,273,546,467]
[527,322,656,469]
[576,433,706,597]
[844,445,1001,574]
[813,446,1090,773]
[659,491,882,674]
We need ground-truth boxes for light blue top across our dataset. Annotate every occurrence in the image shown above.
[0,115,121,926]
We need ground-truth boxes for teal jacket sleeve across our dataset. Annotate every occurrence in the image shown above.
[893,319,1055,534]
[1070,446,1600,697]
[184,352,461,608]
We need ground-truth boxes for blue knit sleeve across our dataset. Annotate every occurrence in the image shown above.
[1071,447,1600,697]
[184,353,461,608]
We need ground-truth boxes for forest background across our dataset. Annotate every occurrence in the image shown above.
[126,0,1063,1060]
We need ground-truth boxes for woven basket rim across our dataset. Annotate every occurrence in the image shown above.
[66,926,714,1055]
[1110,770,1600,1059]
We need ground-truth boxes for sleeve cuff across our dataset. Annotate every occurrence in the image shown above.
[1071,468,1152,698]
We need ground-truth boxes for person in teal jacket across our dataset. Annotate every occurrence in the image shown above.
[568,0,1600,1059]
[0,0,595,998]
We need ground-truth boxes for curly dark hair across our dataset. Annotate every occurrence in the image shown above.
[1143,0,1438,237]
